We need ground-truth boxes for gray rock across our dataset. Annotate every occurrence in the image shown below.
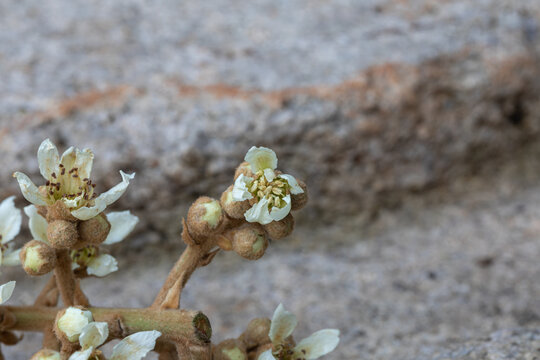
[1,0,540,242]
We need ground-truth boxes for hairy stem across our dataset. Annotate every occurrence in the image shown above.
[3,306,212,345]
[54,250,76,307]
[151,241,216,310]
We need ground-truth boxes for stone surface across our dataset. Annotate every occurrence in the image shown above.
[4,174,540,359]
[1,0,540,242]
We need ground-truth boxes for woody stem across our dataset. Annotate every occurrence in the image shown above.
[53,250,76,307]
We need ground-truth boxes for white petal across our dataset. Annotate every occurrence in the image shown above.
[24,205,49,243]
[103,211,139,245]
[0,281,16,304]
[245,198,273,225]
[13,172,48,206]
[57,307,93,341]
[74,148,94,180]
[71,171,135,221]
[264,169,276,182]
[0,196,22,243]
[269,304,297,345]
[37,139,60,180]
[245,146,278,172]
[277,174,304,195]
[110,330,161,360]
[60,147,77,170]
[258,350,276,360]
[87,254,118,277]
[79,322,109,349]
[232,174,254,201]
[68,348,92,360]
[269,194,291,222]
[294,329,340,359]
[2,247,21,266]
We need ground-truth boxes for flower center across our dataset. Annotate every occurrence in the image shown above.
[272,343,297,360]
[71,246,97,268]
[45,164,97,207]
[249,170,291,209]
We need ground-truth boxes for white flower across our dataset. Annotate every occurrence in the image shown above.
[0,196,22,267]
[25,205,138,277]
[13,139,135,221]
[68,321,109,360]
[258,304,339,360]
[232,147,303,225]
[0,281,16,304]
[110,330,161,360]
[57,307,94,342]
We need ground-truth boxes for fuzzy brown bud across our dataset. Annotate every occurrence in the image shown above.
[46,200,78,222]
[250,343,272,360]
[47,220,78,249]
[241,318,271,349]
[231,224,268,260]
[213,339,248,360]
[77,213,111,248]
[263,214,295,240]
[291,180,308,211]
[187,197,224,239]
[234,161,253,180]
[20,240,56,276]
[220,185,251,220]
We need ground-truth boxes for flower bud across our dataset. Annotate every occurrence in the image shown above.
[231,224,268,260]
[241,318,271,349]
[263,214,295,240]
[220,185,251,219]
[187,197,224,239]
[30,349,61,360]
[20,240,56,276]
[77,213,111,248]
[234,161,253,180]
[55,306,93,343]
[291,180,308,211]
[213,339,248,360]
[46,200,77,222]
[47,220,78,249]
[251,343,272,360]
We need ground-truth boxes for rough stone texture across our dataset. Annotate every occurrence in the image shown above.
[4,172,540,359]
[1,0,540,242]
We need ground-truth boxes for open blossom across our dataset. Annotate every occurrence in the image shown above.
[13,139,134,221]
[258,304,339,360]
[232,147,303,225]
[25,205,138,277]
[0,197,22,268]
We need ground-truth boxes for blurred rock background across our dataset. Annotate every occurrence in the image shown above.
[1,0,540,359]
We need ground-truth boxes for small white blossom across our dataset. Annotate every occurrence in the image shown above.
[0,281,16,304]
[68,321,109,360]
[258,304,339,360]
[232,147,303,225]
[0,196,22,267]
[13,139,135,221]
[25,205,138,277]
[57,307,94,342]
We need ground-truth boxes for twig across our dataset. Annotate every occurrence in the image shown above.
[54,250,76,307]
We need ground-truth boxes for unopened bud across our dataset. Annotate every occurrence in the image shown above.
[55,307,93,343]
[77,213,111,248]
[291,180,308,211]
[30,349,61,360]
[221,185,251,219]
[187,197,224,239]
[47,220,78,249]
[263,214,295,240]
[231,224,268,260]
[46,200,77,222]
[241,318,271,349]
[234,161,253,181]
[213,339,247,360]
[20,240,56,276]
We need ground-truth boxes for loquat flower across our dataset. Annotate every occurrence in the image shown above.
[13,139,134,221]
[258,304,339,360]
[232,147,303,225]
[0,197,22,268]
